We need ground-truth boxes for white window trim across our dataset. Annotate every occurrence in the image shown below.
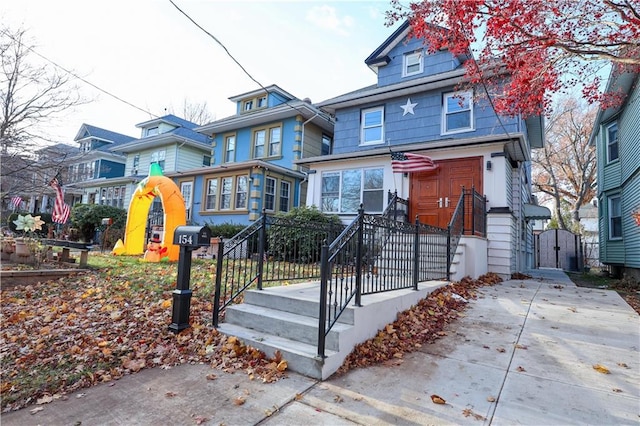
[608,195,622,240]
[441,91,474,135]
[606,122,619,163]
[320,167,384,214]
[403,51,423,77]
[360,107,385,145]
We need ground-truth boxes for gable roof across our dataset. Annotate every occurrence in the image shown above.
[589,69,639,145]
[74,124,135,146]
[135,114,200,130]
[364,20,469,73]
[228,84,296,103]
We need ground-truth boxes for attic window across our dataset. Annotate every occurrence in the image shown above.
[146,126,159,136]
[403,51,423,77]
[257,96,267,108]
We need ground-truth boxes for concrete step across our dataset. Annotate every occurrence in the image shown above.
[224,303,352,351]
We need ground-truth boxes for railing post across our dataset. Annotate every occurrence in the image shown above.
[257,210,267,291]
[317,240,329,359]
[471,186,476,235]
[413,215,419,290]
[354,205,364,307]
[446,225,452,281]
[212,237,225,328]
[461,186,466,235]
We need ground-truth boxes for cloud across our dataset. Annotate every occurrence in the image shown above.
[306,5,354,36]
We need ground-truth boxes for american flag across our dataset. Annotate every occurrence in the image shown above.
[391,151,438,173]
[49,177,71,224]
[10,196,22,208]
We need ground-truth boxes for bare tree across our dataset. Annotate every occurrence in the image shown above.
[1,26,86,202]
[533,96,597,230]
[168,99,214,126]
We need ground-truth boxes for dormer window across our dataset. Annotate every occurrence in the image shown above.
[146,126,159,137]
[241,94,268,113]
[403,51,423,77]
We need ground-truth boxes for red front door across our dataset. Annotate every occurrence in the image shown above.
[410,156,483,229]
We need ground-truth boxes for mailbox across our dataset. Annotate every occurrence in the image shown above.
[173,226,212,248]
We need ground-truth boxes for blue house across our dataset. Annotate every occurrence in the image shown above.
[113,114,211,218]
[176,85,333,226]
[298,21,547,279]
[590,70,640,281]
[64,124,135,208]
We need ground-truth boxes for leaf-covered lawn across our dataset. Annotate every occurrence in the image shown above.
[1,254,286,412]
[1,253,502,413]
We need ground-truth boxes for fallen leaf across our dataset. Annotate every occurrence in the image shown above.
[612,388,623,393]
[161,299,172,309]
[515,344,528,350]
[205,374,217,380]
[192,415,208,425]
[166,391,178,398]
[294,393,304,401]
[234,397,246,405]
[487,396,496,402]
[617,362,629,368]
[276,360,288,372]
[593,364,610,374]
[516,366,526,372]
[430,394,446,404]
[30,407,44,414]
[568,307,577,313]
[462,408,486,420]
[76,393,86,398]
[496,347,506,353]
[334,395,344,403]
[36,395,53,405]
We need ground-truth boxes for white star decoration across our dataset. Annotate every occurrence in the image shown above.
[401,98,417,116]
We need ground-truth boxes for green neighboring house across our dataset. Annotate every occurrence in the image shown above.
[590,69,640,280]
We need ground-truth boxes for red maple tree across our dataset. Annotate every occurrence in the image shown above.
[387,0,640,117]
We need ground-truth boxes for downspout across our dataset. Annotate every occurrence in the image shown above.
[297,171,308,208]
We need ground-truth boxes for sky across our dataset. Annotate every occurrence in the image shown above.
[2,0,400,143]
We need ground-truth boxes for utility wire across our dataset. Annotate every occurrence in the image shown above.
[11,36,158,118]
[168,0,326,121]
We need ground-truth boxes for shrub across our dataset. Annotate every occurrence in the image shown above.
[70,204,127,242]
[206,222,246,239]
[266,206,343,263]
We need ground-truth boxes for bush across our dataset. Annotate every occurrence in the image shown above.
[267,206,343,263]
[206,222,246,239]
[70,204,127,242]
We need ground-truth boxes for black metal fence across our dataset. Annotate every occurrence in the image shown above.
[212,214,345,326]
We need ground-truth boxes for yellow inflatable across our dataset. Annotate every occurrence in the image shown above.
[112,164,186,261]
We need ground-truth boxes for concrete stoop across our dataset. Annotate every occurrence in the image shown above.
[217,280,449,380]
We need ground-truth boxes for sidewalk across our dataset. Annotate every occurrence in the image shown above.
[3,269,639,425]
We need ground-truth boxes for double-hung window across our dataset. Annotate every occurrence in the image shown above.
[253,125,282,158]
[220,177,233,210]
[442,91,473,134]
[361,107,384,144]
[264,177,276,211]
[609,195,622,239]
[279,181,290,212]
[151,150,166,170]
[403,51,423,77]
[225,135,236,163]
[205,178,218,210]
[606,122,619,163]
[180,181,193,220]
[235,176,248,209]
[320,168,384,213]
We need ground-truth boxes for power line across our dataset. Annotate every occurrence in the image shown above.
[26,47,157,118]
[168,0,324,121]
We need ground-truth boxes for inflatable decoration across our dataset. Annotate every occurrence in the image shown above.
[112,163,186,261]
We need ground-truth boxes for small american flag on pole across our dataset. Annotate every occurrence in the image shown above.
[391,151,438,173]
[49,177,71,224]
[10,196,22,208]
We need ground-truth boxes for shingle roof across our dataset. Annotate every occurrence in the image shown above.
[75,124,136,146]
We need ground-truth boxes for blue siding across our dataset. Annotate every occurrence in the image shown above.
[376,38,461,87]
[332,90,519,154]
[98,160,125,178]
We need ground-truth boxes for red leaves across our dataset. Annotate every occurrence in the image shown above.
[388,0,640,117]
[337,273,502,374]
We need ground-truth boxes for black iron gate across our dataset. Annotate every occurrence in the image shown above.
[535,229,583,271]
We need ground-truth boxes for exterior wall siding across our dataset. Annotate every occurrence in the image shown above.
[175,145,210,171]
[376,38,461,87]
[486,213,514,279]
[331,91,519,155]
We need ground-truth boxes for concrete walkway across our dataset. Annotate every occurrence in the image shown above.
[3,269,639,425]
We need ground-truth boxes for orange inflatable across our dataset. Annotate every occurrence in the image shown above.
[112,164,186,261]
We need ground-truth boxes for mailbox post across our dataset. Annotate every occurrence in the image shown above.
[169,225,212,332]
